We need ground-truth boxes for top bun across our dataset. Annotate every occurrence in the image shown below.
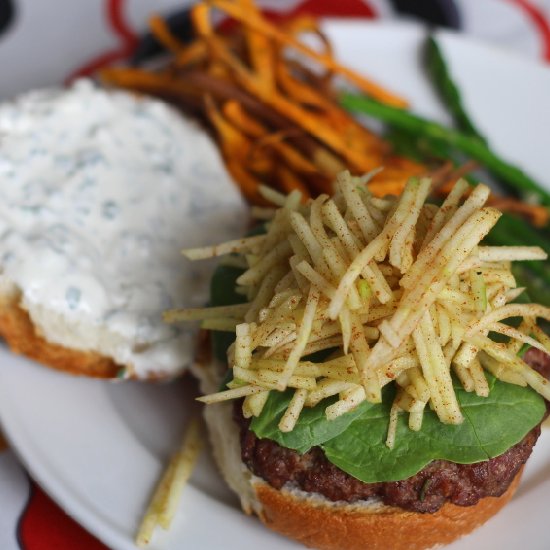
[0,80,247,379]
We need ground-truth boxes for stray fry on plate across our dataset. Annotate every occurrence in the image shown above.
[136,418,204,547]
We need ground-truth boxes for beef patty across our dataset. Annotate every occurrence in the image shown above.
[235,348,549,513]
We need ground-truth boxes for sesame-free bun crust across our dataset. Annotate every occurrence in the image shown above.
[0,286,120,378]
[196,355,524,550]
[254,472,521,550]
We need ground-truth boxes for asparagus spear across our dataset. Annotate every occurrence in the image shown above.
[386,126,550,302]
[341,93,550,207]
[511,264,550,307]
[385,125,452,162]
[485,213,550,282]
[489,213,550,254]
[425,36,487,143]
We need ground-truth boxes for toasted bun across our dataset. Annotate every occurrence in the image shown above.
[0,278,181,380]
[0,281,120,378]
[195,356,523,550]
[253,474,521,550]
[0,81,248,381]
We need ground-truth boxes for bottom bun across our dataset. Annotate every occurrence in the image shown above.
[197,358,523,550]
[253,473,521,550]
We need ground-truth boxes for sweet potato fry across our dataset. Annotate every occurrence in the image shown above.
[149,14,188,53]
[174,40,209,68]
[240,0,275,93]
[208,0,408,107]
[276,164,311,199]
[223,102,318,175]
[103,0,424,204]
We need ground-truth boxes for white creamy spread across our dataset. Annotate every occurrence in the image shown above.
[0,79,248,378]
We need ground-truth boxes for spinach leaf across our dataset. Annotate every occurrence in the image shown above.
[250,374,545,482]
[250,389,376,454]
[209,225,266,363]
[321,375,545,482]
[209,263,244,363]
[209,247,546,484]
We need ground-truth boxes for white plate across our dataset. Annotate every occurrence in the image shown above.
[1,20,550,550]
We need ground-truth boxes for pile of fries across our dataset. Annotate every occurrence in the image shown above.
[172,173,550,447]
[102,0,547,226]
[102,0,426,203]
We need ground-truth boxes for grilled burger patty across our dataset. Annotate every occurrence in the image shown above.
[235,349,549,514]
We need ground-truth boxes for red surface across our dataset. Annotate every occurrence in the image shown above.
[507,0,550,61]
[67,0,138,81]
[18,483,108,550]
[263,0,377,19]
[217,0,376,33]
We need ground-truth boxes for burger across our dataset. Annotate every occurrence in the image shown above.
[172,172,550,550]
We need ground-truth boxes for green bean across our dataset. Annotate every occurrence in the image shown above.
[511,264,550,306]
[485,214,550,283]
[425,36,486,142]
[341,93,550,207]
[385,126,452,162]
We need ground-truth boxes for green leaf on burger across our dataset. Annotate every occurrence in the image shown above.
[209,263,244,363]
[250,389,376,454]
[209,224,267,363]
[251,374,545,482]
[209,258,546,484]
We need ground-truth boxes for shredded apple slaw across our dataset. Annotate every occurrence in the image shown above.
[169,173,550,448]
